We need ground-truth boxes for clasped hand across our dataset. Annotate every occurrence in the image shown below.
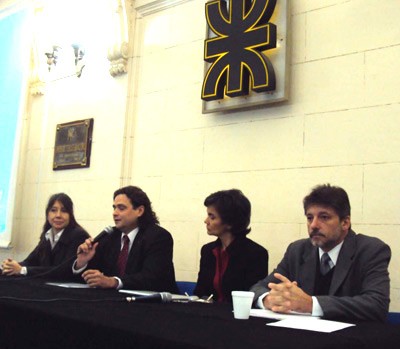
[1,259,22,276]
[264,273,312,314]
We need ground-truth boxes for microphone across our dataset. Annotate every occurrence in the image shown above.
[126,292,172,303]
[92,226,115,244]
[77,226,115,255]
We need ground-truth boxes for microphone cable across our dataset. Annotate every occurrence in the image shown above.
[0,295,175,304]
[0,295,132,303]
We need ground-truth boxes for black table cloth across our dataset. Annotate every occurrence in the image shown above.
[0,277,399,349]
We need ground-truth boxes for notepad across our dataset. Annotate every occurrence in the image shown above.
[267,317,355,332]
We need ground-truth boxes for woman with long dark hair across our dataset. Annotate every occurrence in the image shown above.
[1,193,89,277]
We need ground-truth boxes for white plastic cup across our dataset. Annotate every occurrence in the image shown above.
[231,291,255,319]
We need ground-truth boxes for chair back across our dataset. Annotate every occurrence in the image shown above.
[176,281,196,296]
[387,312,400,324]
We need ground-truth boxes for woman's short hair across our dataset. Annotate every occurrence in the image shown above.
[204,189,251,237]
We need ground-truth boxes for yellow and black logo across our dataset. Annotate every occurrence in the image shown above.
[202,0,277,101]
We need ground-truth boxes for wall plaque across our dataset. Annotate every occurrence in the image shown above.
[53,118,93,170]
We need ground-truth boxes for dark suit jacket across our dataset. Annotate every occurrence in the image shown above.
[86,224,178,293]
[194,237,268,302]
[250,230,391,322]
[21,226,89,278]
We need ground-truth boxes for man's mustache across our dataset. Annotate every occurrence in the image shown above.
[310,230,325,238]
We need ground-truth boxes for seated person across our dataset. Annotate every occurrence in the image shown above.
[251,184,391,322]
[194,189,269,302]
[73,185,178,293]
[1,193,89,277]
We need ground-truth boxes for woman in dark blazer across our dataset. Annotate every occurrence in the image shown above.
[194,189,268,302]
[1,193,89,278]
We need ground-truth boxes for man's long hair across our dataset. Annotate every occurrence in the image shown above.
[114,186,159,228]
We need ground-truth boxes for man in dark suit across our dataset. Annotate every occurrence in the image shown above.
[250,184,391,322]
[74,186,178,293]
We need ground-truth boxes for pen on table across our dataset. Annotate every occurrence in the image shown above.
[185,292,189,297]
[206,294,213,301]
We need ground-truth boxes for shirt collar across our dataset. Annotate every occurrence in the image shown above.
[318,241,344,266]
[45,228,64,249]
[121,227,139,247]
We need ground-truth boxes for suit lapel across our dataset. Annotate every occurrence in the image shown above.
[329,230,356,295]
[299,243,318,295]
[105,232,122,274]
[124,228,143,273]
[40,239,53,265]
[51,228,71,263]
[50,240,60,260]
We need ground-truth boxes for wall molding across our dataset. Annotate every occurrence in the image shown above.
[107,0,130,77]
[134,0,193,17]
[108,42,129,77]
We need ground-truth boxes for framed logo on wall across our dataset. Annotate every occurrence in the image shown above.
[201,0,289,113]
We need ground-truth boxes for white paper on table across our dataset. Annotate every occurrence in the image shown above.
[266,317,355,333]
[119,289,157,296]
[250,308,318,321]
[46,282,90,288]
